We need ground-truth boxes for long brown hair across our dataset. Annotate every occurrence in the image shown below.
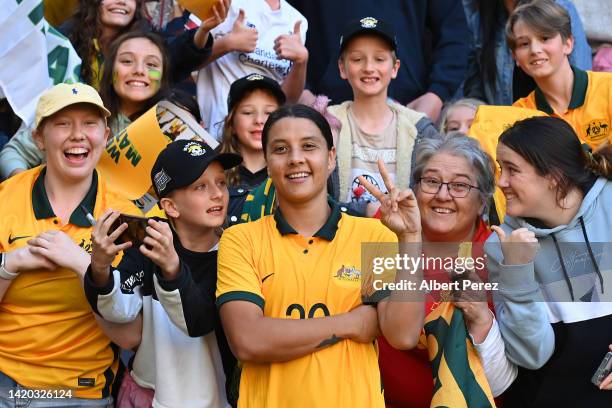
[99,31,170,121]
[67,0,145,85]
[499,116,612,207]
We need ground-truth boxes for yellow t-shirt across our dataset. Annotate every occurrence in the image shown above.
[217,203,397,408]
[514,68,612,149]
[0,166,139,398]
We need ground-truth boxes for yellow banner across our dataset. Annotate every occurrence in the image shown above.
[97,102,219,206]
[467,105,547,223]
[178,0,217,21]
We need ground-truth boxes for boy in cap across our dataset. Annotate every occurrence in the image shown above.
[0,82,140,405]
[328,17,439,212]
[84,140,241,407]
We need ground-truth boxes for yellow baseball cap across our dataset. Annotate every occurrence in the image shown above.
[34,83,111,128]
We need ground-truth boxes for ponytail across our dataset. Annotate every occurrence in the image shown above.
[589,143,612,179]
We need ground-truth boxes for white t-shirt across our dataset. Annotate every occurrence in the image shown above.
[346,106,398,203]
[196,0,307,139]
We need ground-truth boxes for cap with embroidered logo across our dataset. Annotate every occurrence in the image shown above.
[151,140,242,198]
[34,83,111,128]
[227,74,286,113]
[339,17,397,54]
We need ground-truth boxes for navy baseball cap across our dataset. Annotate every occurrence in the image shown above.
[339,17,397,53]
[227,73,286,113]
[151,140,242,198]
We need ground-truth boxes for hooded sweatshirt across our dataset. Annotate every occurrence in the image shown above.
[485,177,612,407]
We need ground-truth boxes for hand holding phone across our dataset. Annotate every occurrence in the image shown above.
[592,350,612,388]
[110,214,150,248]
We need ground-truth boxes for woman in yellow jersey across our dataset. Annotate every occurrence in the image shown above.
[0,83,141,406]
[216,104,424,407]
[508,0,612,150]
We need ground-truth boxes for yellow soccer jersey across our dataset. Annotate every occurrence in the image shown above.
[217,202,397,408]
[0,166,139,398]
[514,67,612,149]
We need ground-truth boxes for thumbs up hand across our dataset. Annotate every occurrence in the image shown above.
[491,226,540,265]
[273,20,308,64]
[227,8,258,53]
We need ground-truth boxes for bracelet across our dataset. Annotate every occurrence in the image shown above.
[0,253,20,280]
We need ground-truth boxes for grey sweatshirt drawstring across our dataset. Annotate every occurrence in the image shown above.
[551,233,575,301]
[550,216,604,302]
[579,216,604,295]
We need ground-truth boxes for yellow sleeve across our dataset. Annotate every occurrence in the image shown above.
[216,225,265,310]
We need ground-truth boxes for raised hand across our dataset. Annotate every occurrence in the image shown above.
[194,0,231,49]
[91,210,132,284]
[139,219,180,280]
[227,8,258,53]
[358,159,421,240]
[200,0,231,31]
[273,20,308,64]
[490,226,539,265]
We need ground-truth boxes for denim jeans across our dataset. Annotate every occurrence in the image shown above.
[0,371,112,408]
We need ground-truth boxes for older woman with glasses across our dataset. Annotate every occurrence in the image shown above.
[377,132,517,407]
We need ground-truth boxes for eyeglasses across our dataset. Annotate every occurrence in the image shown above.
[417,177,480,198]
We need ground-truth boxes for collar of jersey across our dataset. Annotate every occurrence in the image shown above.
[273,197,341,241]
[534,65,588,114]
[32,167,99,227]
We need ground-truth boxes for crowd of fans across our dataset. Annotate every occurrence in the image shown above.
[0,0,611,407]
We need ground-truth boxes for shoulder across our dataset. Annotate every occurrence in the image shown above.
[339,214,397,242]
[328,101,352,117]
[390,100,427,126]
[0,166,40,201]
[280,0,306,19]
[512,93,535,108]
[587,70,612,87]
[221,216,269,244]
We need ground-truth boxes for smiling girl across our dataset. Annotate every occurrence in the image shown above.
[487,116,612,406]
[508,0,612,150]
[61,0,229,88]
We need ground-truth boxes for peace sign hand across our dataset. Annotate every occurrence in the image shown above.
[358,159,421,240]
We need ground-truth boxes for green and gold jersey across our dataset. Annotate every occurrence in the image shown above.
[514,67,612,149]
[217,202,397,408]
[0,166,139,398]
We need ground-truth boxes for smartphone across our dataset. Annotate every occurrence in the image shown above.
[110,214,150,248]
[591,351,612,387]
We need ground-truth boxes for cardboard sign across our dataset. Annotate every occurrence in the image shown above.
[178,0,217,21]
[468,105,547,223]
[97,102,219,212]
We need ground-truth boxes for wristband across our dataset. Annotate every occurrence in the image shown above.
[0,253,20,280]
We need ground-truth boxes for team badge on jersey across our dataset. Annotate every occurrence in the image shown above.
[586,119,609,142]
[333,265,361,282]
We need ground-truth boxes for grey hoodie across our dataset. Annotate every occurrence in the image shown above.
[486,177,612,407]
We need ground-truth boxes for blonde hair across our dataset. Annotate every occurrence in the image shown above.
[438,98,485,133]
[506,0,572,50]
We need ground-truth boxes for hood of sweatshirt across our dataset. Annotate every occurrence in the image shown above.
[489,177,612,323]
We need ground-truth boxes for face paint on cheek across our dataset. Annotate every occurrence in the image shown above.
[148,69,162,90]
[112,71,118,86]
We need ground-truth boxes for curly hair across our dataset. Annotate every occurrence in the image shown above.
[67,0,145,85]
